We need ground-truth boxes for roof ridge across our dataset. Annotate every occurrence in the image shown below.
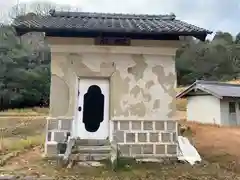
[196,80,240,87]
[49,9,176,20]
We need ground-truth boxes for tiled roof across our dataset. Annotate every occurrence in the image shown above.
[177,80,240,99]
[13,10,212,40]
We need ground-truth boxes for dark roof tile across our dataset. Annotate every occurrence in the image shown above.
[13,10,212,40]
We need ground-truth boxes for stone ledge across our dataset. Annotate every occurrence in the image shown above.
[111,119,179,121]
[46,116,74,120]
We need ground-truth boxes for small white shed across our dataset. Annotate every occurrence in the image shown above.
[177,80,240,126]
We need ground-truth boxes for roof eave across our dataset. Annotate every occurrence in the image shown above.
[176,82,223,99]
[13,26,210,41]
[176,82,198,98]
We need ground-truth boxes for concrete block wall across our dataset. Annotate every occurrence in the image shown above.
[112,120,178,158]
[45,118,178,158]
[45,118,73,156]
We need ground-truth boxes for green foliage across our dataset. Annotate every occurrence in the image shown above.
[0,25,50,110]
[176,31,240,85]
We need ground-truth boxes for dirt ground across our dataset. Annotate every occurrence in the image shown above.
[183,121,240,173]
[1,112,240,179]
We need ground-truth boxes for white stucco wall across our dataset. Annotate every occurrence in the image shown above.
[220,99,240,126]
[220,100,230,125]
[187,95,221,125]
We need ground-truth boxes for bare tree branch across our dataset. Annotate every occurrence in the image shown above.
[8,1,82,20]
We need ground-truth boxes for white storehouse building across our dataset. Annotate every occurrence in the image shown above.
[177,80,240,126]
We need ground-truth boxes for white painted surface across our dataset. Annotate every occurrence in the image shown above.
[177,136,201,165]
[220,100,240,126]
[77,78,109,139]
[187,95,221,125]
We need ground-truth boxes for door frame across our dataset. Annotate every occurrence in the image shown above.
[228,101,238,126]
[73,77,110,139]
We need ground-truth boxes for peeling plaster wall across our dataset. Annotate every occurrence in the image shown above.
[111,54,176,120]
[48,38,179,120]
[45,37,179,157]
[48,37,178,121]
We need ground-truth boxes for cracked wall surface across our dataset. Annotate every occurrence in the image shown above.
[45,37,179,157]
[50,50,177,120]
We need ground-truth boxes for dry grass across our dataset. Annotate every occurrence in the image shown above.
[0,135,44,153]
[176,87,187,112]
[176,98,187,111]
[1,110,240,179]
[180,121,240,173]
[0,107,49,116]
[0,117,46,155]
[227,79,240,84]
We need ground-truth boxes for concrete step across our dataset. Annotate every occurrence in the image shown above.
[72,145,111,154]
[75,139,110,146]
[70,153,110,161]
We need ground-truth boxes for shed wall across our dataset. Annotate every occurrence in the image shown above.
[220,100,230,125]
[187,95,221,125]
[220,99,240,126]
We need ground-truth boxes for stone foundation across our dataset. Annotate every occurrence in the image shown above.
[112,120,178,158]
[45,117,73,156]
[45,118,178,159]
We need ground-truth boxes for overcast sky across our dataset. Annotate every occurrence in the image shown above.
[1,0,240,38]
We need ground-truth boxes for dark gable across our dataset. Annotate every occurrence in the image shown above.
[13,10,212,41]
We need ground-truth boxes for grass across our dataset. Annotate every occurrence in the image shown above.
[0,117,46,155]
[2,108,240,179]
[0,135,44,153]
[176,98,187,111]
[0,107,49,116]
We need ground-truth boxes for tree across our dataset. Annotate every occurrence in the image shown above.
[236,32,240,44]
[0,1,82,110]
[9,1,80,19]
[176,33,240,85]
[212,31,233,44]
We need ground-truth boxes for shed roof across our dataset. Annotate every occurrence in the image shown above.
[176,80,240,99]
[12,10,211,40]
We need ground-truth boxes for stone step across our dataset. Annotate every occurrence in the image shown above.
[70,153,110,161]
[72,146,111,154]
[75,139,110,146]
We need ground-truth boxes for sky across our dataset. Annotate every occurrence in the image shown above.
[1,0,240,38]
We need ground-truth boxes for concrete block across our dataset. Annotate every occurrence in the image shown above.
[166,121,176,131]
[131,145,142,155]
[54,132,65,142]
[120,121,129,130]
[132,121,141,130]
[113,121,118,131]
[126,133,135,142]
[119,145,130,156]
[48,119,59,130]
[46,144,58,156]
[47,132,52,141]
[156,145,166,154]
[143,122,153,130]
[61,120,72,130]
[138,133,147,142]
[143,144,153,154]
[150,133,159,142]
[155,121,165,130]
[161,132,171,142]
[172,132,177,142]
[167,144,177,155]
[113,131,124,143]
